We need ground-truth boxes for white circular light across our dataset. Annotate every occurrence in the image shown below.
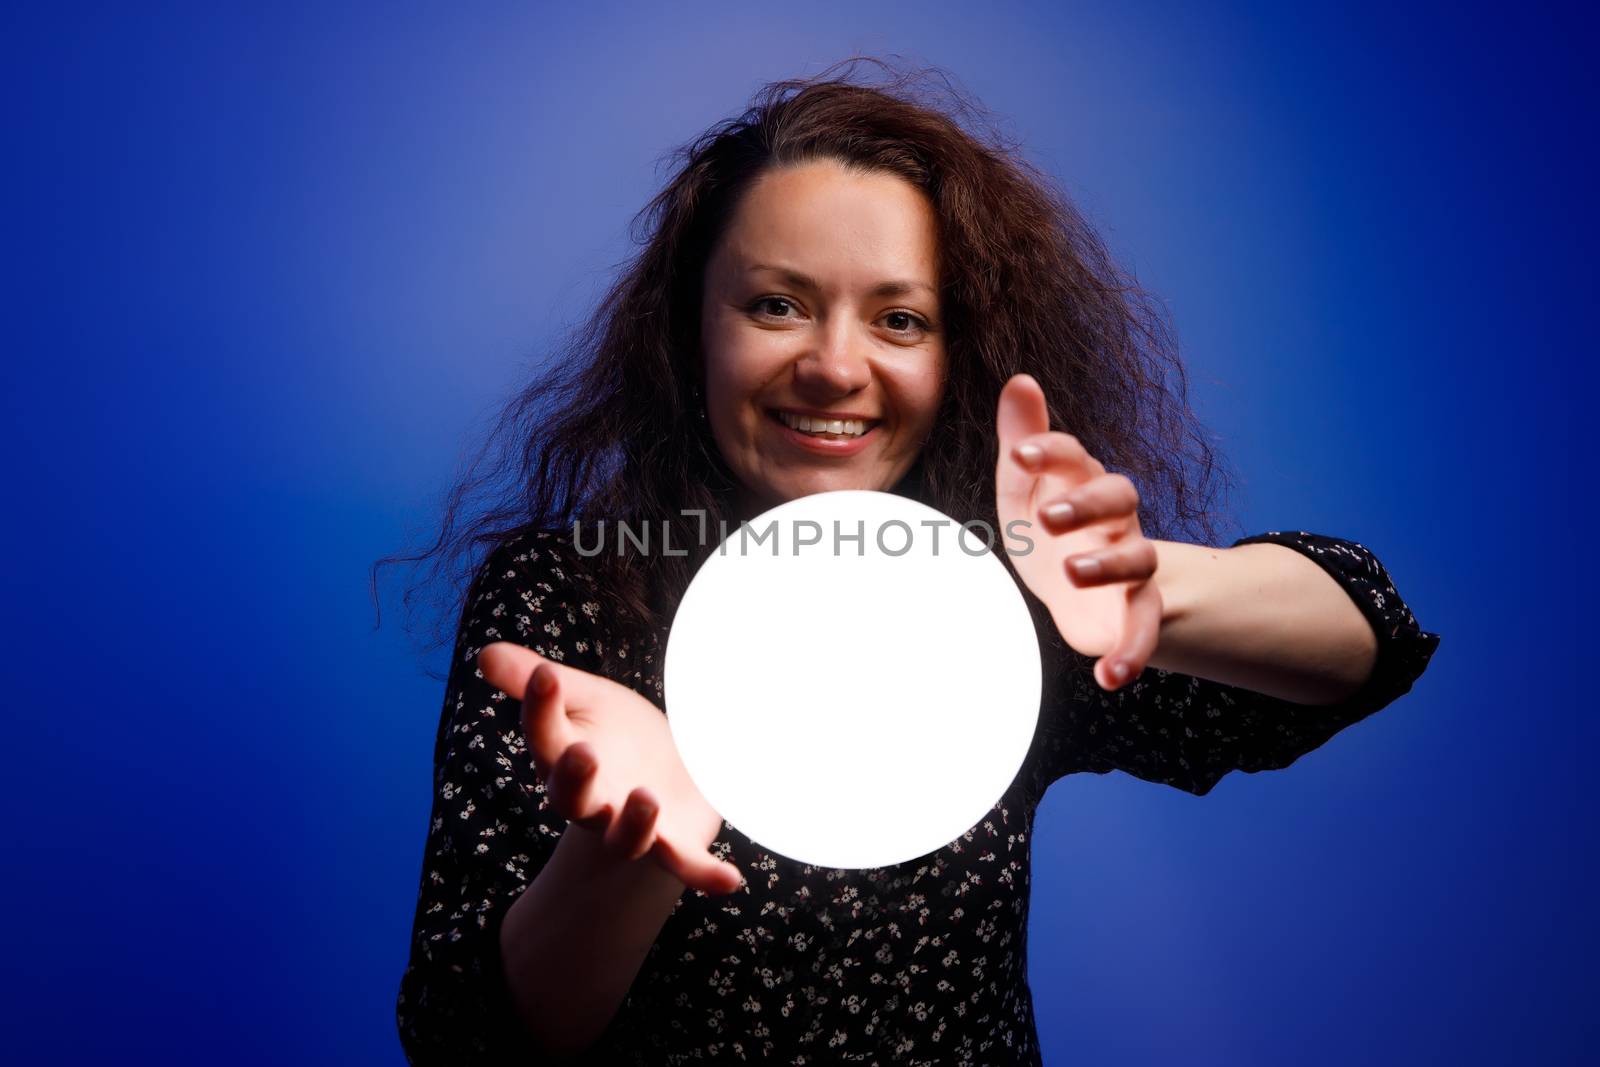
[664,490,1041,869]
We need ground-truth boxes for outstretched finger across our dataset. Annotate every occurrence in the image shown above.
[651,834,744,897]
[995,374,1051,516]
[548,741,607,829]
[603,787,661,862]
[1010,431,1103,484]
[479,640,546,702]
[479,643,582,768]
[1097,580,1163,690]
[1065,538,1158,587]
[479,640,609,711]
[1038,472,1140,533]
[520,664,583,772]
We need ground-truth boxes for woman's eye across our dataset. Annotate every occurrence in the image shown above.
[883,311,929,335]
[752,297,796,318]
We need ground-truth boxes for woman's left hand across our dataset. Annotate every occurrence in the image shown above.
[994,373,1163,690]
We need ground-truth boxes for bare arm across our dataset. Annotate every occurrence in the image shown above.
[1020,529,1440,799]
[1149,539,1379,706]
[477,641,743,1059]
[396,535,739,1065]
[996,375,1379,702]
[498,824,687,1058]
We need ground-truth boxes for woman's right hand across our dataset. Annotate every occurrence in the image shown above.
[479,641,744,896]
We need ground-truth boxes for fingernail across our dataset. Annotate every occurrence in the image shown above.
[1043,502,1075,526]
[1109,660,1128,683]
[1070,555,1101,578]
[1015,443,1043,467]
[531,668,553,695]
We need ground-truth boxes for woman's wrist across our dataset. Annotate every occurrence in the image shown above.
[498,821,694,1057]
[552,820,693,905]
[1147,539,1376,704]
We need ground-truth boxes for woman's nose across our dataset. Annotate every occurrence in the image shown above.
[793,320,871,398]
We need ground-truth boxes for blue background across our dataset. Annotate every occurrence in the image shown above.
[6,3,1590,1064]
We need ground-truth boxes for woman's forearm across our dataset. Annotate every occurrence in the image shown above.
[499,823,688,1058]
[1147,540,1378,706]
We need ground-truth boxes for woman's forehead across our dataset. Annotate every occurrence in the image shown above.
[714,163,940,293]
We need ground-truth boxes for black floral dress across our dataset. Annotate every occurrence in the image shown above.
[396,529,1439,1065]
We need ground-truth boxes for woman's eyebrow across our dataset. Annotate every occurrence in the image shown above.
[747,263,937,300]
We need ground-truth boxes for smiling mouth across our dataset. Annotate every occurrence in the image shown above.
[770,409,880,439]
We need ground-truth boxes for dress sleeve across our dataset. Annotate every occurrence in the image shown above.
[1023,530,1441,799]
[395,533,612,1065]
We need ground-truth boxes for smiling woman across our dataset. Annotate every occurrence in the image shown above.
[386,59,1439,1066]
[700,159,947,514]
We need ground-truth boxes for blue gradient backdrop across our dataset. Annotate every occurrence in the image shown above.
[6,3,1589,1064]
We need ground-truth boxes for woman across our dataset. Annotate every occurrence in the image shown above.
[394,65,1439,1065]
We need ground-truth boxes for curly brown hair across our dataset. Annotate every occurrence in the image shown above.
[380,58,1238,668]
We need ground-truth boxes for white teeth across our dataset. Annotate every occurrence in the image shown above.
[778,412,869,437]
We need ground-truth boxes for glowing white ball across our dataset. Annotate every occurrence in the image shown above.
[664,490,1041,869]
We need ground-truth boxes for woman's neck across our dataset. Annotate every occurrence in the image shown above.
[727,461,932,525]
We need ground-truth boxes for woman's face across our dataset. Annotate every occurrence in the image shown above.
[700,158,947,516]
